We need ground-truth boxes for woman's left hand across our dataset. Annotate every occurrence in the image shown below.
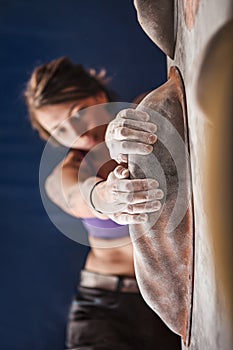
[91,165,164,225]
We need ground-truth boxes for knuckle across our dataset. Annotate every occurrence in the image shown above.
[126,193,134,203]
[121,141,128,150]
[142,181,148,191]
[117,119,124,128]
[121,119,128,128]
[120,127,129,137]
[112,181,118,191]
[125,182,133,191]
[116,154,123,163]
[147,202,154,209]
[127,204,133,213]
[112,191,119,200]
[113,212,120,220]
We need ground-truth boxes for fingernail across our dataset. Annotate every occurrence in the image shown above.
[150,180,159,187]
[118,166,124,174]
[152,124,158,132]
[138,111,149,120]
[155,201,162,209]
[156,189,164,199]
[144,145,153,153]
[122,169,129,177]
[148,134,157,143]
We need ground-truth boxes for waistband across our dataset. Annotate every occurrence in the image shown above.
[80,270,140,293]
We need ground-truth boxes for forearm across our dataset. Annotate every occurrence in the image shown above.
[45,169,108,219]
[68,176,108,219]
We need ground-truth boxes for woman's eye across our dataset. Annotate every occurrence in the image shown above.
[58,127,66,133]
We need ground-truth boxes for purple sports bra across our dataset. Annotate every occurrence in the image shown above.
[82,218,130,239]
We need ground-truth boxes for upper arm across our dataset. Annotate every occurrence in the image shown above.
[44,148,113,219]
[45,150,91,214]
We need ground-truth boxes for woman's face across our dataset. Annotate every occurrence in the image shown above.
[35,92,110,150]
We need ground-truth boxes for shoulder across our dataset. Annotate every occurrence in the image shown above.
[62,149,87,168]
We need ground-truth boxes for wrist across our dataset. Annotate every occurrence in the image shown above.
[90,180,105,214]
[80,177,108,219]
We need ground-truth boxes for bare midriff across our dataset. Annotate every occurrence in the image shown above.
[84,236,135,277]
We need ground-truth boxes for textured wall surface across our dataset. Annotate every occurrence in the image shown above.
[168,1,232,349]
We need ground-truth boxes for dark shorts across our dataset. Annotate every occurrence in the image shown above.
[66,271,181,350]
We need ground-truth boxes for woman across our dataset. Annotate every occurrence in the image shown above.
[25,57,181,349]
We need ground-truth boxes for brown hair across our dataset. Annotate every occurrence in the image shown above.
[24,56,111,142]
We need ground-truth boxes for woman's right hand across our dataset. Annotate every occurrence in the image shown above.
[105,108,157,163]
[91,165,164,224]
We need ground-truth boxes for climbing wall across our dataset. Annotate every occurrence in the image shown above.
[131,1,233,349]
[169,2,232,349]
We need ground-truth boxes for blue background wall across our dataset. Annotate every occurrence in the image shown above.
[0,1,166,349]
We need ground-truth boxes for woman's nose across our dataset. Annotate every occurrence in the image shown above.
[69,117,83,135]
[83,129,99,141]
